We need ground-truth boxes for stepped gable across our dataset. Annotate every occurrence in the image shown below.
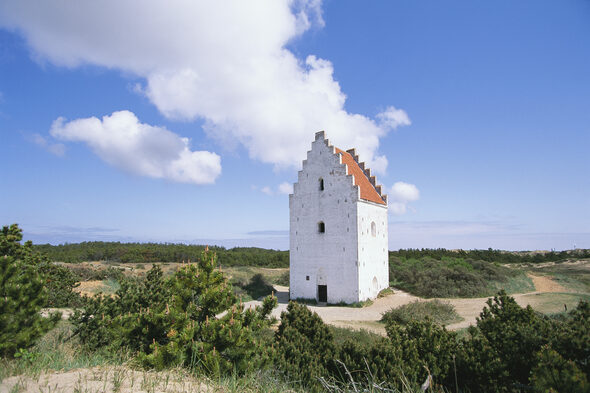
[335,147,386,205]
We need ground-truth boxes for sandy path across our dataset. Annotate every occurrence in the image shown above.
[0,366,208,393]
[528,273,568,292]
[246,274,574,333]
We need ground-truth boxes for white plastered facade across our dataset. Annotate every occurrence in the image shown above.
[289,131,389,304]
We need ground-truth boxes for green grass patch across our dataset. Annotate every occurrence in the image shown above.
[0,321,127,382]
[529,262,590,293]
[519,292,590,315]
[377,287,394,297]
[381,300,463,326]
[273,270,289,286]
[329,326,383,346]
[489,272,535,294]
[328,299,374,308]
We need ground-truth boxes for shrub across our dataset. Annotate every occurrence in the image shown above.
[71,250,277,375]
[388,256,525,298]
[40,263,82,307]
[275,302,336,391]
[456,290,556,392]
[0,224,61,357]
[531,346,589,393]
[237,273,275,300]
[381,300,462,326]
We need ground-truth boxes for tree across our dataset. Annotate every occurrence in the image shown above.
[0,224,60,357]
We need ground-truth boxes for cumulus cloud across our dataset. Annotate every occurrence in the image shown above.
[0,1,411,175]
[377,106,411,130]
[50,110,221,184]
[389,181,420,215]
[29,133,66,156]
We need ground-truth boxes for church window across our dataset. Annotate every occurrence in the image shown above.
[371,221,376,237]
[306,276,310,281]
[318,221,325,233]
[319,178,324,191]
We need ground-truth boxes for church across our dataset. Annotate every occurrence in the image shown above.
[289,131,389,304]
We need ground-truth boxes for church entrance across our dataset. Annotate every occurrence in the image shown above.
[318,285,327,302]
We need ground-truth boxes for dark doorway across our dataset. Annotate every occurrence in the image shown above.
[318,285,327,302]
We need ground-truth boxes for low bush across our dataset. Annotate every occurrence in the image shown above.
[389,256,530,298]
[68,265,124,282]
[381,300,462,326]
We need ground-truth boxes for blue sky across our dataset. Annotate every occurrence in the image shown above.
[1,1,589,251]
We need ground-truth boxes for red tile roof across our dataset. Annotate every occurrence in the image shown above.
[335,148,386,205]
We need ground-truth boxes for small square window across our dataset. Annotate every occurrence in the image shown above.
[306,275,310,281]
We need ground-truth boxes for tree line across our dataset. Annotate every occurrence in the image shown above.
[33,241,289,267]
[391,247,590,264]
[34,241,589,268]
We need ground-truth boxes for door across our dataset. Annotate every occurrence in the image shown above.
[318,285,327,302]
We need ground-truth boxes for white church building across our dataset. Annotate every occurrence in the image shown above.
[289,131,389,304]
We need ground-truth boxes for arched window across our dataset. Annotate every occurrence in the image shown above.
[318,221,325,233]
[319,178,324,191]
[371,221,376,237]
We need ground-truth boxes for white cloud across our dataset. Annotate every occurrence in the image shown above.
[30,133,66,156]
[50,110,221,184]
[389,181,420,215]
[377,106,411,130]
[261,186,273,196]
[278,182,293,195]
[0,1,410,175]
[258,182,293,196]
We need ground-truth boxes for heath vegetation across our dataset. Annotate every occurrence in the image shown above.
[2,224,590,392]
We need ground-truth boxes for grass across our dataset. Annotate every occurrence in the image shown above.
[330,326,383,346]
[518,292,590,315]
[528,261,590,293]
[223,266,288,286]
[328,299,374,308]
[0,321,125,382]
[488,272,535,294]
[381,300,463,326]
[377,287,394,297]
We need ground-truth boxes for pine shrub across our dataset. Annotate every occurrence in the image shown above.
[71,249,277,375]
[0,224,61,357]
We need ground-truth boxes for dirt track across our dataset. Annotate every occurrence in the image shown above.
[246,273,580,334]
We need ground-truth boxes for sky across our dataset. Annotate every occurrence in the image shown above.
[0,0,589,251]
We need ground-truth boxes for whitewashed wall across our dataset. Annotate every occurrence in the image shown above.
[289,131,389,303]
[356,201,389,301]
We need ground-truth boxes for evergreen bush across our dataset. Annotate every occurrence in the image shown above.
[0,224,61,357]
[71,249,277,375]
